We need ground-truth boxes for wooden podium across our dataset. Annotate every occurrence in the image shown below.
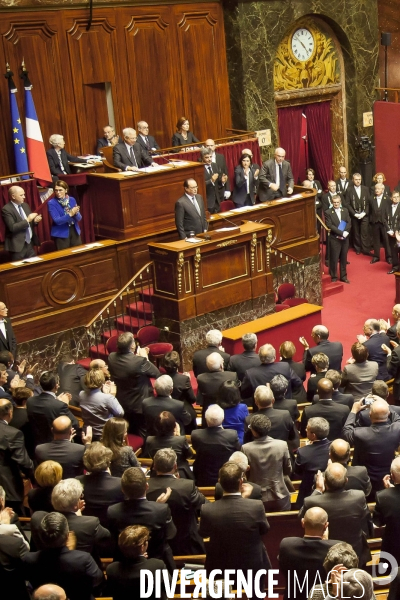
[148,221,274,322]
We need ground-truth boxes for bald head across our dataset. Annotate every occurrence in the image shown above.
[33,584,66,600]
[329,439,351,464]
[393,304,400,321]
[8,185,25,205]
[302,507,329,536]
[370,398,390,423]
[52,416,72,439]
[317,378,333,399]
[324,462,347,491]
[312,325,329,341]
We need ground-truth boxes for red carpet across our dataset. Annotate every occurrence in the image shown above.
[321,247,396,361]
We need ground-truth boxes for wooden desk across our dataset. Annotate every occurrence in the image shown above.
[87,160,206,240]
[222,303,323,360]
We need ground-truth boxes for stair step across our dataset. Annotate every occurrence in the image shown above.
[76,358,91,370]
[115,315,152,333]
[88,343,108,360]
[139,287,154,302]
[323,281,344,297]
[126,301,153,318]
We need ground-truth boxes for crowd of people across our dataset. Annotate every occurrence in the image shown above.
[2,306,400,599]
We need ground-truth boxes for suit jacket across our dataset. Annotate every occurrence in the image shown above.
[300,399,350,440]
[0,318,17,358]
[281,358,307,402]
[243,406,297,445]
[336,178,350,195]
[46,147,86,177]
[9,408,34,458]
[147,474,206,555]
[192,345,230,377]
[313,389,354,409]
[35,439,86,478]
[170,371,196,405]
[142,395,191,435]
[0,526,30,600]
[306,371,327,403]
[214,152,231,192]
[0,421,33,502]
[324,205,351,238]
[299,488,372,565]
[294,438,331,507]
[273,397,300,421]
[344,184,370,216]
[303,339,343,374]
[2,201,39,252]
[144,434,193,479]
[171,131,199,147]
[340,360,379,400]
[363,332,390,380]
[96,135,123,155]
[47,196,81,238]
[57,361,87,406]
[384,202,400,234]
[26,392,79,446]
[227,350,261,382]
[343,412,400,489]
[214,480,263,501]
[242,436,292,502]
[203,161,222,209]
[199,495,270,574]
[241,362,303,401]
[374,485,400,562]
[76,471,124,526]
[191,426,240,486]
[106,556,167,600]
[137,134,160,152]
[196,370,238,423]
[174,193,207,240]
[388,346,400,386]
[23,546,103,600]
[258,158,294,201]
[232,164,258,205]
[112,142,152,170]
[344,464,372,496]
[388,323,400,345]
[107,352,160,414]
[369,192,391,224]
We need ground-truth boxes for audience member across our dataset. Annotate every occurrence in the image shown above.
[56,354,86,406]
[279,340,307,402]
[341,569,374,600]
[322,179,341,211]
[258,147,294,201]
[242,413,292,511]
[294,417,330,507]
[32,585,66,600]
[9,386,34,457]
[306,353,330,402]
[46,134,91,179]
[387,304,400,343]
[344,172,370,256]
[373,456,400,563]
[96,125,122,155]
[28,461,63,513]
[312,369,354,409]
[0,364,12,400]
[162,351,197,431]
[301,378,349,440]
[356,382,400,426]
[174,178,208,240]
[146,448,206,555]
[214,451,263,500]
[192,329,230,376]
[47,180,82,250]
[308,542,359,600]
[269,374,300,420]
[384,323,400,404]
[200,146,223,213]
[341,342,378,400]
[359,318,390,380]
[227,333,261,390]
[232,153,259,207]
[113,127,153,171]
[196,353,237,425]
[136,121,160,153]
[369,182,391,264]
[101,417,140,477]
[142,374,191,435]
[0,301,17,358]
[79,369,123,440]
[2,185,41,260]
[301,324,343,373]
[172,116,199,147]
[205,139,231,198]
[385,190,400,274]
[35,416,91,478]
[191,405,240,486]
[329,439,372,496]
[216,379,248,443]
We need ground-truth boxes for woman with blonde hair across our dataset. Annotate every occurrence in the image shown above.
[79,368,124,441]
[101,417,140,477]
[28,460,63,513]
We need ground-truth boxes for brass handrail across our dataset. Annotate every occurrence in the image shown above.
[156,132,257,154]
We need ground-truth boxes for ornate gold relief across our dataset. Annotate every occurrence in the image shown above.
[216,239,237,248]
[194,248,201,288]
[274,22,339,92]
[265,230,273,270]
[250,233,257,273]
[177,252,184,294]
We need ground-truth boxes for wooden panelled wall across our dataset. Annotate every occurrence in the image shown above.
[378,0,400,91]
[0,2,231,176]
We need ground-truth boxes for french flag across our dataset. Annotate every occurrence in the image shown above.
[24,82,52,186]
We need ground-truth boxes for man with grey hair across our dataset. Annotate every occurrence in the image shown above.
[200,146,223,213]
[360,318,390,380]
[341,569,374,600]
[270,374,300,421]
[191,405,240,486]
[112,127,153,171]
[136,121,160,153]
[46,134,92,179]
[192,329,230,377]
[294,416,330,508]
[196,352,237,425]
[147,448,207,556]
[142,374,191,435]
[373,456,400,563]
[204,138,230,198]
[214,451,262,500]
[227,332,261,385]
[33,584,67,600]
[384,322,400,403]
[300,324,343,373]
[30,478,111,560]
[241,343,303,405]
[96,124,122,155]
[2,185,42,260]
[258,147,294,201]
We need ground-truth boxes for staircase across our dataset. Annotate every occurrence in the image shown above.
[320,242,344,297]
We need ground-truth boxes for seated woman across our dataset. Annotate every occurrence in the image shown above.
[46,133,92,180]
[232,153,260,207]
[171,116,200,148]
[101,417,140,478]
[371,172,390,196]
[47,180,82,250]
[162,351,197,433]
[28,460,63,514]
[144,411,194,479]
[217,379,248,444]
[79,369,124,441]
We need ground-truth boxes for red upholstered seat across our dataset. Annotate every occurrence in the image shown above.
[127,433,144,452]
[282,298,308,307]
[137,326,173,366]
[105,335,118,354]
[277,283,296,303]
[76,357,91,369]
[275,304,290,312]
[220,200,235,212]
[37,240,57,255]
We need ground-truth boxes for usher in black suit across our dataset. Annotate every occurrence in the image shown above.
[0,317,17,358]
[324,204,351,281]
[344,184,370,254]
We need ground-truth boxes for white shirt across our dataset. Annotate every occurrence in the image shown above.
[354,185,361,198]
[335,208,341,220]
[275,161,280,187]
[376,195,383,208]
[392,204,398,216]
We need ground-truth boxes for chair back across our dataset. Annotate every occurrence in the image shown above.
[102,146,121,173]
[37,240,57,255]
[137,325,160,346]
[277,283,296,302]
[105,335,119,354]
[220,200,235,212]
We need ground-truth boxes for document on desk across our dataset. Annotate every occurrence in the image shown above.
[230,206,254,212]
[215,227,239,232]
[140,165,170,173]
[11,256,44,265]
[121,171,141,176]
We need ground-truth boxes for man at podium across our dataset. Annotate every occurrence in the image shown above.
[175,179,208,240]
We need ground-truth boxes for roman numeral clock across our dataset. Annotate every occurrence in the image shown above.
[290,28,315,62]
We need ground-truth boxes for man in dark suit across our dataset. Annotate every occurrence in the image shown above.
[199,462,270,588]
[191,404,240,486]
[56,354,87,406]
[174,178,208,240]
[142,374,191,435]
[0,399,33,512]
[324,194,351,283]
[112,127,153,171]
[258,147,294,202]
[294,417,330,508]
[361,318,390,380]
[321,180,342,212]
[196,352,238,425]
[344,172,370,255]
[335,166,350,195]
[108,332,160,436]
[214,450,263,500]
[46,134,91,180]
[329,438,372,496]
[301,378,349,440]
[343,397,400,496]
[279,507,341,600]
[23,512,103,600]
[369,182,391,264]
[306,352,329,403]
[26,371,79,447]
[35,416,91,478]
[146,448,206,555]
[192,329,230,377]
[312,369,354,409]
[373,456,400,564]
[387,305,400,345]
[96,125,122,155]
[107,467,176,572]
[269,374,300,421]
[384,191,400,274]
[385,327,400,404]
[200,147,223,213]
[241,343,303,404]
[137,121,160,153]
[300,324,343,374]
[0,301,17,359]
[1,185,41,261]
[298,463,372,567]
[204,139,231,199]
[227,332,261,382]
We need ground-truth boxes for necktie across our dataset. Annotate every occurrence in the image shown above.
[278,164,285,195]
[192,196,201,215]
[207,166,213,177]
[18,205,32,244]
[129,146,138,167]
[145,136,150,149]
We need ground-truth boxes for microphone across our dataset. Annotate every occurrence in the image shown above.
[217,214,240,229]
[156,154,177,168]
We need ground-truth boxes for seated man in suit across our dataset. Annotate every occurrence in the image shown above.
[204,139,231,199]
[300,324,343,374]
[200,146,224,214]
[142,374,191,436]
[174,178,208,240]
[2,186,41,261]
[196,352,237,426]
[112,127,153,172]
[136,121,160,153]
[46,134,93,181]
[329,439,372,496]
[214,450,262,500]
[258,147,294,202]
[96,125,122,155]
[192,329,230,377]
[301,378,349,440]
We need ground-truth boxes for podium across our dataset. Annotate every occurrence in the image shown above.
[148,221,274,322]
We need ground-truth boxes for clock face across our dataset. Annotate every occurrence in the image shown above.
[291,28,315,62]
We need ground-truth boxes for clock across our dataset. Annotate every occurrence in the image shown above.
[290,28,315,62]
